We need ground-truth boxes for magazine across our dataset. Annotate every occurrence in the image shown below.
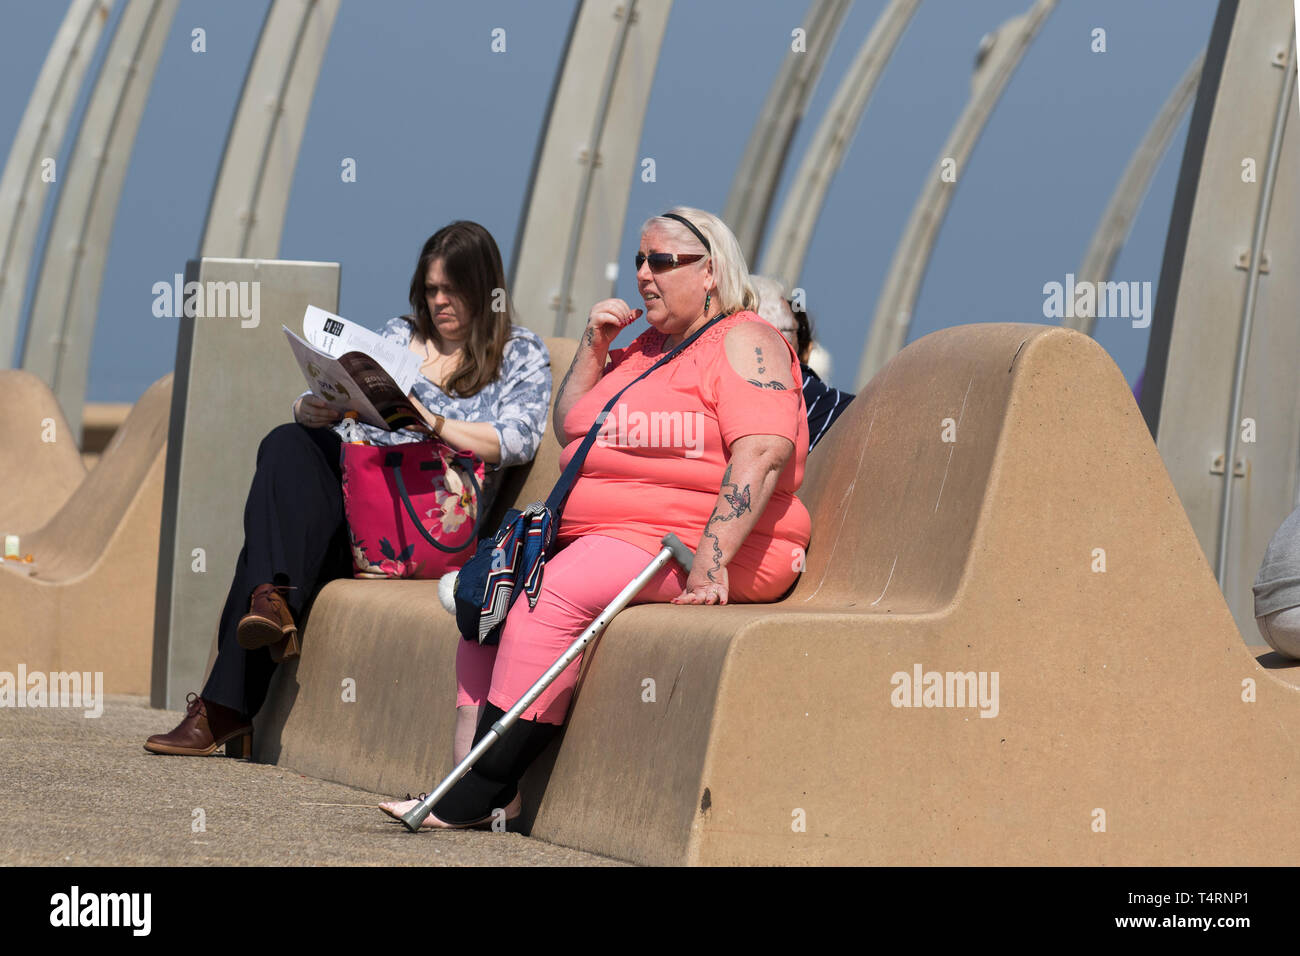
[284,306,427,431]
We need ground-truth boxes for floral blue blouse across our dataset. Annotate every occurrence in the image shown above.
[309,316,551,517]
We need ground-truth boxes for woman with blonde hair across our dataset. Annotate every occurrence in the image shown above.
[380,207,811,829]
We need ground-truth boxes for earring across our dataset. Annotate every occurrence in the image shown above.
[703,292,711,315]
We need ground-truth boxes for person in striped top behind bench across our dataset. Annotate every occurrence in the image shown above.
[751,275,855,451]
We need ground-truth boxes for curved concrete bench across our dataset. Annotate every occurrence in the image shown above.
[0,375,171,695]
[256,324,1299,865]
[0,371,86,535]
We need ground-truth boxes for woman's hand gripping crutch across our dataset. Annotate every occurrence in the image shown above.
[400,533,696,832]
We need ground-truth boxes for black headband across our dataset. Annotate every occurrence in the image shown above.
[660,212,711,253]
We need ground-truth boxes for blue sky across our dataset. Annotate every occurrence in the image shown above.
[0,0,1217,402]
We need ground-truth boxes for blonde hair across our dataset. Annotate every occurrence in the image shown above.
[641,206,758,315]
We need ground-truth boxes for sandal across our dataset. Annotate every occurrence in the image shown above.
[378,792,522,829]
[378,793,426,822]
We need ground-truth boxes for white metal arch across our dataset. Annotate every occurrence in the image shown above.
[757,0,921,291]
[855,0,1057,391]
[723,0,853,265]
[1067,50,1204,337]
[0,0,116,368]
[199,0,340,258]
[19,0,179,438]
[510,0,674,338]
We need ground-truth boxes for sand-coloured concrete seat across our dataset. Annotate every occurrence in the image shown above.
[0,371,87,535]
[255,324,1299,865]
[0,375,172,695]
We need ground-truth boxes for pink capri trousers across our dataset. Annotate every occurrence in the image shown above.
[456,534,687,725]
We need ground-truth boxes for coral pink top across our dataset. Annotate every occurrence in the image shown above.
[557,310,811,601]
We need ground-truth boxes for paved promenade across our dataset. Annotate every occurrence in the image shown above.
[0,695,621,866]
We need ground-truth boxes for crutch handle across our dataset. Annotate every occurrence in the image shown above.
[661,533,694,573]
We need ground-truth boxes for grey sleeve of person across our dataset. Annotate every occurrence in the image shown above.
[490,329,552,470]
[1253,503,1300,617]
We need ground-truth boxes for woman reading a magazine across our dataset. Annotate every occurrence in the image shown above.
[144,221,551,756]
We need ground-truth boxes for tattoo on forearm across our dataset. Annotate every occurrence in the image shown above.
[697,465,753,584]
[746,379,787,390]
[556,356,578,404]
[557,327,604,411]
[719,463,751,518]
[701,526,725,583]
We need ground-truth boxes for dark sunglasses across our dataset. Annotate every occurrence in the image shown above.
[635,252,706,274]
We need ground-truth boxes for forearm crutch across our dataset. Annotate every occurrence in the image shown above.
[401,532,695,832]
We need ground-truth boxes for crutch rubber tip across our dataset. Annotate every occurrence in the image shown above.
[400,804,430,832]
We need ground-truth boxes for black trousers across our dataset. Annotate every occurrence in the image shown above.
[202,423,353,718]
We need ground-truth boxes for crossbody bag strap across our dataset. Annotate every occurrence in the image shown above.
[544,311,731,514]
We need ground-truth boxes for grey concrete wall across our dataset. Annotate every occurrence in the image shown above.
[152,258,339,710]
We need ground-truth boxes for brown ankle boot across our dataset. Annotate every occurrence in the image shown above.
[144,693,253,756]
[236,583,299,662]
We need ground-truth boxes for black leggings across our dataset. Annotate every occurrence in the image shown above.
[432,702,559,824]
[202,423,353,717]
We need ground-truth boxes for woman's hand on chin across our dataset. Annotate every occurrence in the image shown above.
[585,299,641,350]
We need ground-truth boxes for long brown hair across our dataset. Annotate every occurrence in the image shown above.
[405,221,513,397]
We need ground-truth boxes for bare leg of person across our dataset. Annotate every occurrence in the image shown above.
[455,703,522,819]
[454,704,481,764]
